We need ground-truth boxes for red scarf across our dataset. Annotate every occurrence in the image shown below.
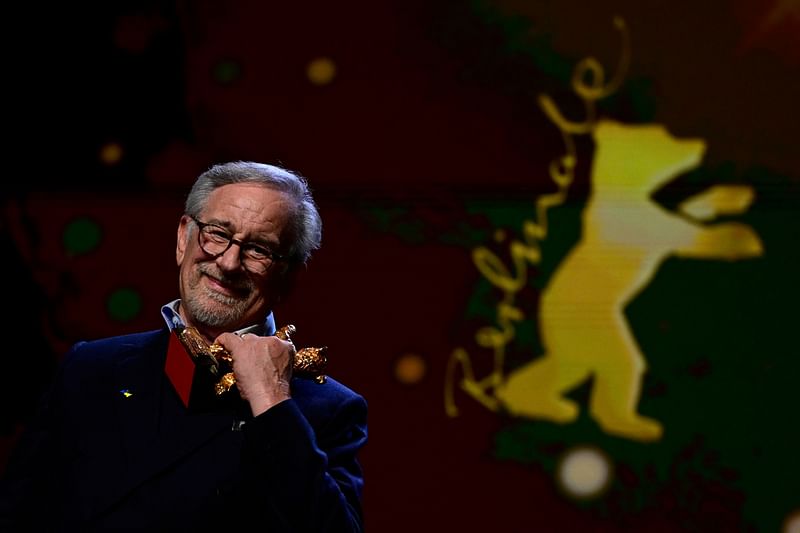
[165,330,195,407]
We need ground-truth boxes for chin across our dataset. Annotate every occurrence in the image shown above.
[184,294,246,329]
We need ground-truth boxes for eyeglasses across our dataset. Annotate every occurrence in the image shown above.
[190,216,285,274]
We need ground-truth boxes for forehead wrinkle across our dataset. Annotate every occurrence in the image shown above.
[203,185,292,241]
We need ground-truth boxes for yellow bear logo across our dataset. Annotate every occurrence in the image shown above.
[494,120,763,441]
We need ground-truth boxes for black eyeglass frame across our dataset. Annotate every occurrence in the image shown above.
[189,215,286,272]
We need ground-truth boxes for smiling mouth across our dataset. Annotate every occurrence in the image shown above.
[201,270,250,299]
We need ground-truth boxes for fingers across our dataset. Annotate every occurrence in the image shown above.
[214,331,243,351]
[213,332,295,364]
[216,332,293,415]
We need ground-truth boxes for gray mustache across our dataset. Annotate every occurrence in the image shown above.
[198,265,253,291]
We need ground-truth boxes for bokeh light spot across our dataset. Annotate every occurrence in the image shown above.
[307,57,336,85]
[395,353,426,385]
[63,217,102,256]
[107,288,142,322]
[100,142,123,165]
[555,445,612,500]
[784,510,800,533]
[213,60,241,85]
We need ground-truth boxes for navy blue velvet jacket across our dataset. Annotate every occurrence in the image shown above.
[0,329,367,532]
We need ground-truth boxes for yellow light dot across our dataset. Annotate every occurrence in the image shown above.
[556,445,612,500]
[100,142,123,165]
[307,57,336,85]
[395,353,426,385]
[784,510,800,533]
[494,229,506,242]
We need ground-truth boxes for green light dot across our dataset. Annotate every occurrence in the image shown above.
[107,288,142,322]
[63,217,102,256]
[213,60,241,84]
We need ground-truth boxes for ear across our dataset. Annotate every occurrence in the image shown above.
[176,215,191,266]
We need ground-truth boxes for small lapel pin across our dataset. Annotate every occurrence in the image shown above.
[120,389,133,398]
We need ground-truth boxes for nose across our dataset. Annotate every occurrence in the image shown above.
[215,242,244,272]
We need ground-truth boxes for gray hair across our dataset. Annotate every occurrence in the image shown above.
[185,161,322,265]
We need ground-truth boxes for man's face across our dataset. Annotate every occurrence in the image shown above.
[175,183,294,336]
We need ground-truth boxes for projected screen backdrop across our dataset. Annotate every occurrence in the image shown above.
[3,1,798,531]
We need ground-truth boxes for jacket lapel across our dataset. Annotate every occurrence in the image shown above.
[90,330,234,519]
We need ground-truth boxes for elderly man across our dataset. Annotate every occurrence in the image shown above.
[0,161,368,531]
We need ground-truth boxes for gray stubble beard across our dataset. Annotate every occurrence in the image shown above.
[182,263,254,328]
[183,287,250,328]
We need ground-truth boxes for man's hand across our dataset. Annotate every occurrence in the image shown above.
[215,332,295,416]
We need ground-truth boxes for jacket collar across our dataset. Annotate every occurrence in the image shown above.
[90,329,236,519]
